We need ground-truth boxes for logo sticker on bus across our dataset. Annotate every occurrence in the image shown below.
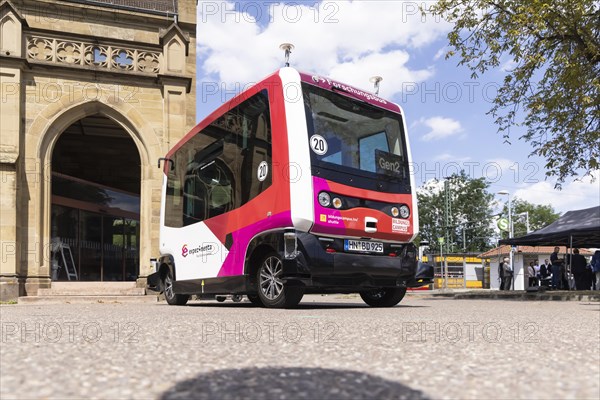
[257,161,269,182]
[181,243,214,258]
[310,134,328,155]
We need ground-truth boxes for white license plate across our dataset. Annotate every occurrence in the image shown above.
[344,240,384,253]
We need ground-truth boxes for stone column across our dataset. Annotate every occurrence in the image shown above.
[0,1,25,301]
[0,68,21,301]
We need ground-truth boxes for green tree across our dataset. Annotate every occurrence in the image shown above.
[428,1,600,186]
[499,198,561,238]
[418,171,495,253]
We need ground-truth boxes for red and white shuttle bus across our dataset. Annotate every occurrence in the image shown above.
[147,67,433,308]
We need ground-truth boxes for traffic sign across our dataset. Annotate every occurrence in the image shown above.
[497,218,509,232]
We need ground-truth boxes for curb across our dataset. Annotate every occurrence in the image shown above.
[428,290,600,302]
[17,295,159,305]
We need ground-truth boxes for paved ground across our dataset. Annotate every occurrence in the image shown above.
[1,294,599,399]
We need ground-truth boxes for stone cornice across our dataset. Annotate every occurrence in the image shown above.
[0,53,30,68]
[0,53,193,93]
[14,0,195,33]
[158,73,192,93]
[25,27,163,51]
[19,57,161,81]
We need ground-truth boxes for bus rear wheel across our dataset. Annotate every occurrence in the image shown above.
[163,269,189,306]
[256,252,303,308]
[360,287,406,307]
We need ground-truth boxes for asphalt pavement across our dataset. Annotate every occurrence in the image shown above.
[1,294,599,399]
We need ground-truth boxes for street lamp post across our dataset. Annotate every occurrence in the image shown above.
[518,211,530,234]
[497,190,514,290]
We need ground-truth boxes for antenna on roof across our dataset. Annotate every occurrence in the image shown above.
[279,43,295,67]
[369,76,383,95]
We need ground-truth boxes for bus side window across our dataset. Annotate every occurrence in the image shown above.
[239,91,272,205]
[183,173,206,225]
[201,159,234,219]
[165,170,184,228]
[164,90,272,228]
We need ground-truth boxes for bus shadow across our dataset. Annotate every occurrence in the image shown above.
[159,367,430,400]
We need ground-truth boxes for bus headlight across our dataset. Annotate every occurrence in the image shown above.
[318,192,331,207]
[332,197,343,209]
[399,205,410,219]
[391,207,400,217]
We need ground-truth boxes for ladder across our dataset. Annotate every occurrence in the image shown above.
[53,239,78,281]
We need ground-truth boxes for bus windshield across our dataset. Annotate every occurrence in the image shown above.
[302,83,410,193]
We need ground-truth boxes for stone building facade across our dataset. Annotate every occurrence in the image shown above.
[0,0,197,300]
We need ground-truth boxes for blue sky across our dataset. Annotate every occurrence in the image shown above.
[194,1,599,214]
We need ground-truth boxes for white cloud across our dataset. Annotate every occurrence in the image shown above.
[420,116,463,141]
[433,46,448,61]
[433,153,471,162]
[487,158,516,173]
[512,171,600,213]
[500,59,518,72]
[198,1,451,98]
[417,178,445,196]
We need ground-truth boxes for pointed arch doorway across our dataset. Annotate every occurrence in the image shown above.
[50,114,141,281]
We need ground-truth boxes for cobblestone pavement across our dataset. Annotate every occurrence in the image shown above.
[1,295,599,399]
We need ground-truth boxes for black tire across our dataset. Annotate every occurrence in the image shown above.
[163,269,189,306]
[231,295,243,303]
[256,252,304,308]
[215,296,226,302]
[360,287,406,307]
[247,294,263,306]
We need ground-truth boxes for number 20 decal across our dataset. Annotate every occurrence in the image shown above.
[310,134,328,155]
[257,161,269,182]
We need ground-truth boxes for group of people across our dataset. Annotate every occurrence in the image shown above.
[499,248,600,291]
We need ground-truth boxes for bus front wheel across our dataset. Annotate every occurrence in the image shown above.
[256,252,303,308]
[163,269,189,306]
[360,287,406,307]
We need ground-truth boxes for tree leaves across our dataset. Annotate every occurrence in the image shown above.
[417,172,495,253]
[500,198,561,238]
[428,0,600,187]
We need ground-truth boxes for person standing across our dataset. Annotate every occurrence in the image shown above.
[569,249,588,290]
[550,247,563,290]
[591,250,600,291]
[501,257,513,290]
[527,262,537,287]
[540,259,551,287]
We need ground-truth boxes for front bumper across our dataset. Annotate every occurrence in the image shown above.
[280,233,428,290]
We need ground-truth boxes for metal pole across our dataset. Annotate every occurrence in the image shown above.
[443,243,448,289]
[463,256,467,289]
[568,235,573,290]
[462,229,467,289]
[440,244,445,289]
[508,195,514,290]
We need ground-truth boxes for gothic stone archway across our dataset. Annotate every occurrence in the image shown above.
[27,100,161,294]
[51,114,141,281]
